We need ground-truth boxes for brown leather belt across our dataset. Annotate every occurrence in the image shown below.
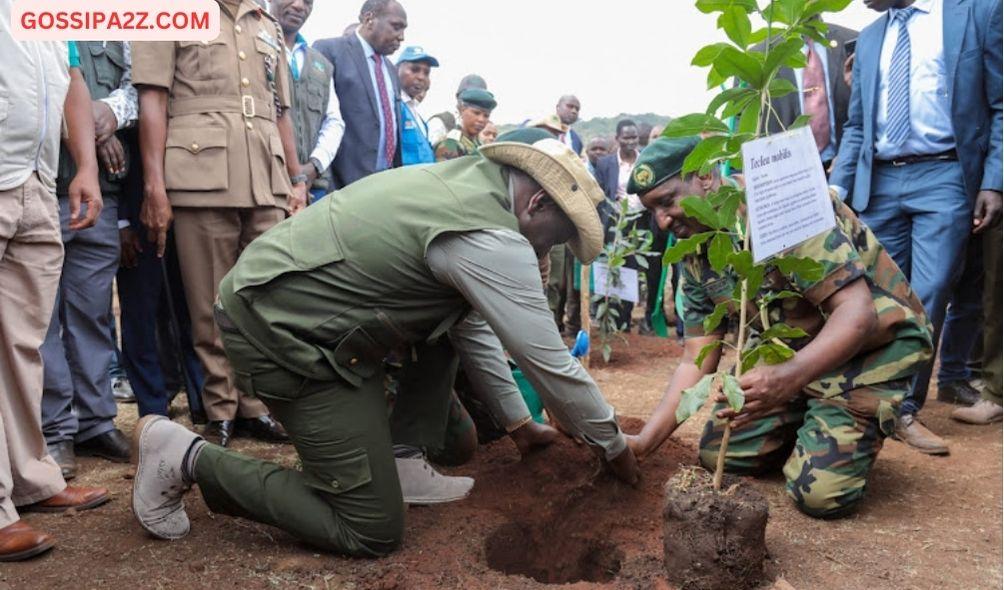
[168,95,276,121]
[875,149,958,167]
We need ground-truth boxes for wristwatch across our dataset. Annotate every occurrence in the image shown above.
[289,173,308,185]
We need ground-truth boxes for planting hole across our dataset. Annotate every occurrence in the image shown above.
[484,522,623,585]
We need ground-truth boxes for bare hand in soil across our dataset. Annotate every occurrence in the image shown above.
[716,363,802,429]
[606,446,640,486]
[624,433,648,462]
[510,420,559,456]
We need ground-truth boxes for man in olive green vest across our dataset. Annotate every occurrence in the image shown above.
[272,0,345,202]
[130,129,639,557]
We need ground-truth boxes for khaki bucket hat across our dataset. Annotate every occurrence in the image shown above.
[480,137,605,263]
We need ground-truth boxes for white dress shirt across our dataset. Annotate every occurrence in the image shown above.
[288,34,345,171]
[875,0,955,159]
[355,30,397,170]
[616,150,643,212]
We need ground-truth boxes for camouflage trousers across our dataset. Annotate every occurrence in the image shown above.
[698,379,908,519]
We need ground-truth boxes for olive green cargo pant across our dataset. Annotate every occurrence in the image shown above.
[698,379,907,519]
[195,323,461,556]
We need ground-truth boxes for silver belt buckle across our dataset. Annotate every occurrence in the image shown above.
[241,95,255,119]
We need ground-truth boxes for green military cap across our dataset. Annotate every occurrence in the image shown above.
[495,127,552,144]
[627,136,701,195]
[459,88,497,111]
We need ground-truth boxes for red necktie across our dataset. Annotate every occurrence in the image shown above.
[372,54,396,166]
[802,40,831,153]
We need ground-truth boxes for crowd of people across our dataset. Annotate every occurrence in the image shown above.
[0,0,1000,567]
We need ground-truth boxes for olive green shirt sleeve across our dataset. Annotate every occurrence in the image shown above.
[427,229,627,461]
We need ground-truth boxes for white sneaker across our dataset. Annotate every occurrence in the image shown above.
[112,377,136,402]
[132,415,202,539]
[395,456,474,505]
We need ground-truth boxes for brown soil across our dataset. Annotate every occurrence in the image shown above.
[2,332,1001,590]
[663,468,769,590]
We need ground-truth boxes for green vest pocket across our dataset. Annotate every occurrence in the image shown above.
[322,326,383,388]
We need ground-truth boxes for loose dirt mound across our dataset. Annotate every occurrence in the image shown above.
[663,468,769,590]
[380,416,692,588]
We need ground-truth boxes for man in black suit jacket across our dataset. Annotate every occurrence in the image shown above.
[556,95,584,155]
[763,21,857,168]
[313,0,407,188]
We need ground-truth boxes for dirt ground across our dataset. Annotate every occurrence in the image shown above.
[2,333,1001,590]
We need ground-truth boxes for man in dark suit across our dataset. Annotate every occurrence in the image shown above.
[830,0,1002,455]
[313,0,407,188]
[764,21,857,170]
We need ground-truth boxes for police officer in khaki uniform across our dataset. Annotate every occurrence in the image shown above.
[132,0,308,446]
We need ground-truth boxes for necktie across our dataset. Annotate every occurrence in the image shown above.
[886,7,917,147]
[802,40,831,152]
[372,54,396,166]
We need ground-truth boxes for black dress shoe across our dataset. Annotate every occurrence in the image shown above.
[46,441,76,480]
[235,415,290,443]
[937,380,983,405]
[204,420,235,447]
[76,428,131,463]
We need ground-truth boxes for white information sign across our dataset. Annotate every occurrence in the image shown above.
[592,263,639,304]
[741,125,836,262]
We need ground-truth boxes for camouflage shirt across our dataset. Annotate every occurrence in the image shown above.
[681,191,934,397]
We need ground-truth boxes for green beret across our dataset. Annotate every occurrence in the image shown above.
[627,136,700,195]
[495,127,552,144]
[459,88,497,111]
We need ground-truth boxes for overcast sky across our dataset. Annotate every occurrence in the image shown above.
[300,1,883,125]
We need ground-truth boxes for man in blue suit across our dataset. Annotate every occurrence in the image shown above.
[313,0,407,188]
[830,0,1002,454]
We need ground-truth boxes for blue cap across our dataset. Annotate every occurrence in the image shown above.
[397,46,440,67]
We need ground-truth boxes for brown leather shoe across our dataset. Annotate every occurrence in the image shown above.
[0,521,55,562]
[893,414,950,455]
[21,486,110,514]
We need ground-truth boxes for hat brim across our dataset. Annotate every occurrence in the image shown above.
[480,139,605,263]
[398,56,440,67]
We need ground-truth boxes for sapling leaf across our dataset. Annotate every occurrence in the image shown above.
[707,65,728,90]
[707,87,756,116]
[634,254,650,269]
[763,37,804,79]
[741,347,761,373]
[759,342,796,364]
[681,197,723,230]
[682,136,730,174]
[760,290,801,306]
[773,255,825,282]
[675,373,715,424]
[708,232,733,273]
[715,189,743,229]
[693,42,734,67]
[703,300,731,334]
[663,113,730,138]
[664,231,714,265]
[767,78,798,99]
[722,374,745,412]
[760,322,810,341]
[737,99,760,134]
[695,340,724,368]
[790,114,812,129]
[715,47,764,88]
[722,92,759,118]
[718,5,752,47]
[695,0,758,14]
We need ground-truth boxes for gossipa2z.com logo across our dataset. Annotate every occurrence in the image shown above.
[11,0,221,42]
